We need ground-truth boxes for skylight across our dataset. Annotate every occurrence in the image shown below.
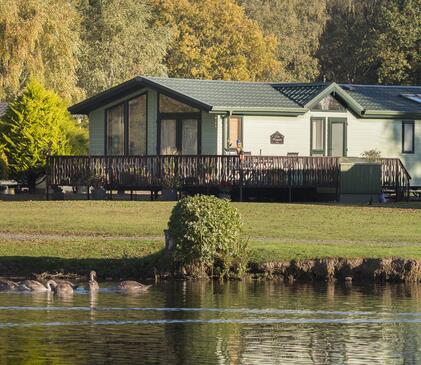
[401,94,421,104]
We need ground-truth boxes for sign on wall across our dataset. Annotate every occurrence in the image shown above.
[270,131,284,144]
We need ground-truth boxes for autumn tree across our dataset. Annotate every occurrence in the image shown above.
[239,0,328,82]
[0,0,83,102]
[0,79,81,191]
[149,0,281,81]
[77,0,171,96]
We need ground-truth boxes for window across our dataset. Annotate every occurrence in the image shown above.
[106,104,124,155]
[402,121,415,153]
[106,93,148,155]
[128,95,147,155]
[227,117,242,149]
[159,94,199,113]
[311,117,325,155]
[312,95,345,111]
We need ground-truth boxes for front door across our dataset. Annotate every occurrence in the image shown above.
[328,118,347,157]
[159,118,199,155]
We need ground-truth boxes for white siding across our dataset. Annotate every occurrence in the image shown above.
[240,110,421,186]
[242,115,310,156]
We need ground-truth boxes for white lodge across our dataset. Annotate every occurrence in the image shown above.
[69,77,421,186]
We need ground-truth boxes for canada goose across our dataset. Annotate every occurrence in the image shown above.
[48,280,74,295]
[17,280,54,292]
[118,280,151,292]
[88,271,99,291]
[0,279,18,291]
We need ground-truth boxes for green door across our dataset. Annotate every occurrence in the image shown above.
[328,118,347,157]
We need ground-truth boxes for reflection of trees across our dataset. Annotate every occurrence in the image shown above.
[0,282,421,363]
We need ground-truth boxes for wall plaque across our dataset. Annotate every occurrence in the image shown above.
[270,131,284,144]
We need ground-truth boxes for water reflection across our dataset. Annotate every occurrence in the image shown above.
[0,281,420,364]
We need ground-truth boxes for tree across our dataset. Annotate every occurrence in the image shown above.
[239,0,328,82]
[0,0,83,102]
[0,79,80,191]
[373,0,421,85]
[317,0,383,83]
[317,0,420,85]
[149,0,281,81]
[76,0,171,96]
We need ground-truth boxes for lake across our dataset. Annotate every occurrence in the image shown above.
[0,281,420,364]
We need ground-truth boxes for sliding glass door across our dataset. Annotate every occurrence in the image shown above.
[159,118,199,155]
[160,119,177,155]
[181,119,198,155]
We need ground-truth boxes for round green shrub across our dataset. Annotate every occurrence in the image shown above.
[168,195,248,278]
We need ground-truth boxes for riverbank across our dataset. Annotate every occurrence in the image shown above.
[0,201,421,281]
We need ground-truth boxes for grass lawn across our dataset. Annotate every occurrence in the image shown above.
[1,200,421,269]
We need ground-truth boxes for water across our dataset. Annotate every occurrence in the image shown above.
[0,281,420,364]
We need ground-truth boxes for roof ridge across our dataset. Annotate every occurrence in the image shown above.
[143,76,272,85]
[340,83,421,89]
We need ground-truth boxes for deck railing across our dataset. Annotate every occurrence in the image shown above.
[46,155,411,200]
[47,155,340,189]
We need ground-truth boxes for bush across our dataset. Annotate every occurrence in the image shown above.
[168,195,248,278]
[361,149,381,161]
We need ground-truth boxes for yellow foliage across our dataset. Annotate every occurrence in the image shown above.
[149,0,281,81]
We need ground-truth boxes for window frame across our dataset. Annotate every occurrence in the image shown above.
[311,95,346,112]
[227,116,244,151]
[402,120,415,154]
[104,92,148,156]
[310,117,326,156]
[157,92,202,155]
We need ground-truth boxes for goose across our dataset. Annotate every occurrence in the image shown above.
[17,280,54,292]
[88,271,99,291]
[48,280,74,295]
[0,279,18,291]
[118,280,151,293]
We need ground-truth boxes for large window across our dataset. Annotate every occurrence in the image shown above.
[227,117,243,149]
[106,93,147,155]
[128,95,147,155]
[159,94,199,113]
[106,104,124,155]
[311,117,325,155]
[402,121,415,153]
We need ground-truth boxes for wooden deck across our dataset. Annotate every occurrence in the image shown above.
[46,155,411,201]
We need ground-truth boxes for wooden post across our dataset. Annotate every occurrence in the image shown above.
[239,156,243,202]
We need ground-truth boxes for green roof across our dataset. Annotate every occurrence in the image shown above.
[273,83,330,106]
[69,76,421,118]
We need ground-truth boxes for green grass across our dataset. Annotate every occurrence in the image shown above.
[0,201,421,276]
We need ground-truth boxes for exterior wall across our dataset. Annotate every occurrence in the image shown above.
[88,89,218,156]
[239,110,421,186]
[242,114,310,156]
[346,112,421,186]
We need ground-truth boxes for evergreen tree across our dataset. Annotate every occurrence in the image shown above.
[0,79,79,190]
